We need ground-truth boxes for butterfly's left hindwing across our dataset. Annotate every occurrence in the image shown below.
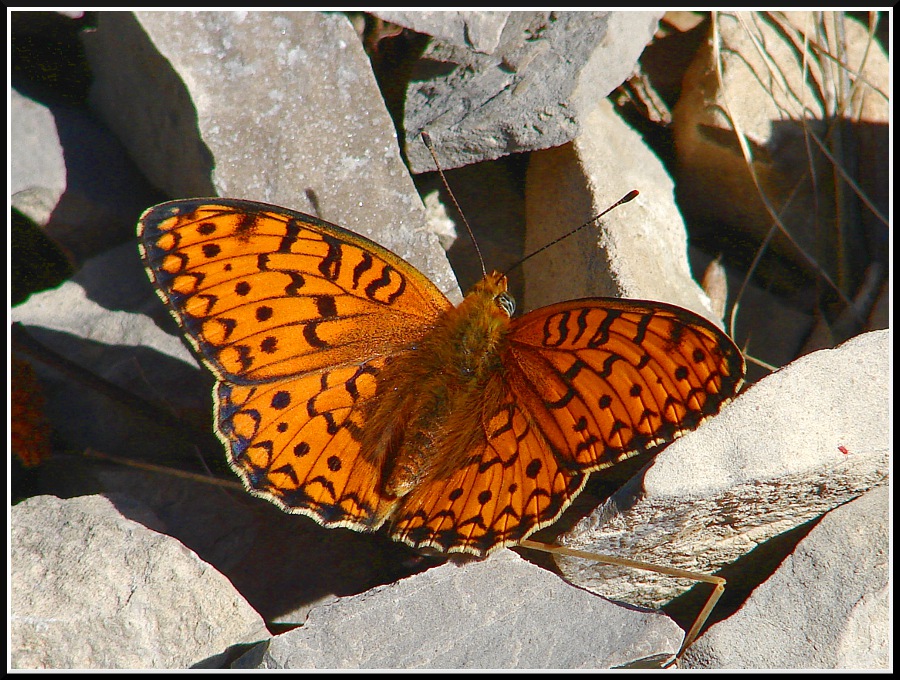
[215,357,399,530]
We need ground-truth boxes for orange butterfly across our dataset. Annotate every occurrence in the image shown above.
[139,198,744,557]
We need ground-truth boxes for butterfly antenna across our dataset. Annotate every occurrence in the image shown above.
[421,132,487,277]
[505,190,640,276]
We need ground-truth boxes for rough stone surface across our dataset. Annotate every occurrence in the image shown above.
[11,494,269,669]
[553,330,889,667]
[683,486,890,669]
[372,11,510,54]
[233,550,684,669]
[672,11,888,342]
[403,11,663,172]
[10,87,160,265]
[11,240,205,461]
[82,10,460,302]
[11,88,66,226]
[674,13,889,211]
[524,98,718,323]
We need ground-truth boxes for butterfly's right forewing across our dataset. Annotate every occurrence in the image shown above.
[504,298,745,472]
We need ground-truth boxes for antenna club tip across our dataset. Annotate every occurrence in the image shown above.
[623,189,639,203]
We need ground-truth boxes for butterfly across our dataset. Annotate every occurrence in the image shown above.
[138,197,745,557]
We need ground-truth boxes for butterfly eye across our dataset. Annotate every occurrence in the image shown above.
[495,291,515,317]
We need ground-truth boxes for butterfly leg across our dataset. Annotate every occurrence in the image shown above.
[518,539,725,665]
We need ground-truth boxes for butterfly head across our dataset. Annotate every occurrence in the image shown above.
[468,271,515,319]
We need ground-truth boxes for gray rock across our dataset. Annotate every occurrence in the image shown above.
[683,486,889,669]
[234,549,684,669]
[11,89,66,227]
[524,98,719,323]
[372,11,510,54]
[11,240,204,461]
[11,494,268,669]
[82,10,459,301]
[404,12,663,172]
[552,330,889,668]
[10,88,159,265]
